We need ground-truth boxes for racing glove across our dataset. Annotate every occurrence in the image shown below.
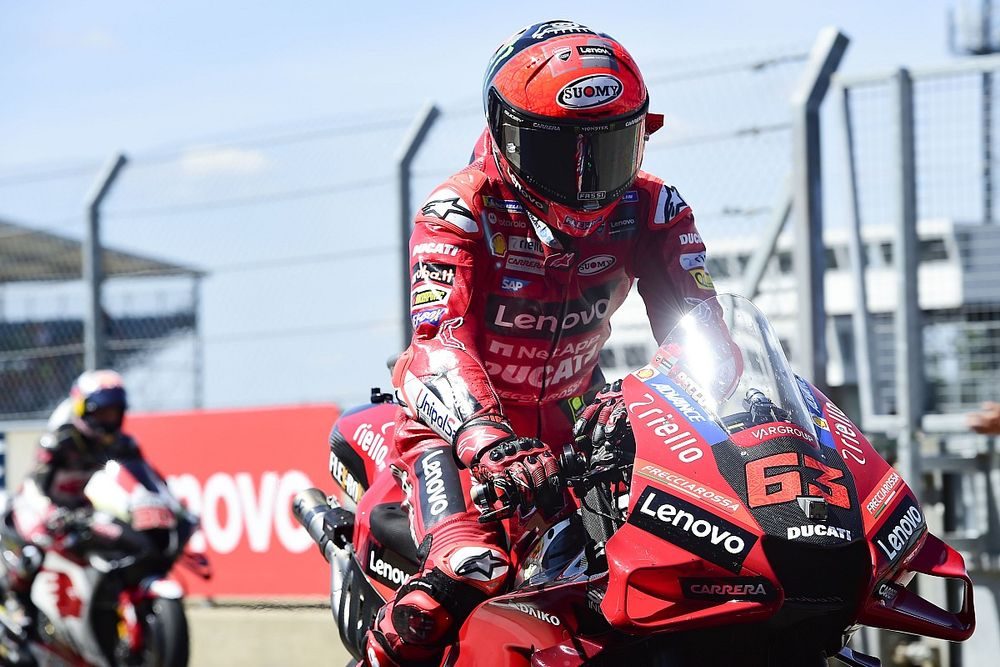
[573,380,632,465]
[471,437,561,513]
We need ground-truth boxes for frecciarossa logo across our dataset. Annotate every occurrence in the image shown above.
[628,486,757,573]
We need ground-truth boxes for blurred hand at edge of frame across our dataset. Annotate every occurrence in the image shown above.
[968,401,1000,435]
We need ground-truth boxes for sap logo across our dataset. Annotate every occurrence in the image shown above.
[875,500,924,563]
[786,525,853,541]
[368,549,410,587]
[678,232,703,245]
[501,277,529,292]
[353,423,390,471]
[578,254,616,276]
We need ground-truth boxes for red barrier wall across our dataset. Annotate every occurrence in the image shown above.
[126,404,339,598]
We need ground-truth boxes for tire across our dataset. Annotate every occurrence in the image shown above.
[140,598,189,667]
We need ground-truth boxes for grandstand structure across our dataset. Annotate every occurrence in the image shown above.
[602,218,1000,415]
[0,217,203,421]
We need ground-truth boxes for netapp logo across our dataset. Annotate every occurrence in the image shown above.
[874,496,924,564]
[681,577,776,602]
[628,486,757,573]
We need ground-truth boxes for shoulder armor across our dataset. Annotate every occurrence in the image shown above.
[415,171,488,239]
[635,171,692,230]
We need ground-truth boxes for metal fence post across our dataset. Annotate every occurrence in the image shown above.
[83,153,128,372]
[791,27,849,387]
[395,103,441,351]
[838,81,879,426]
[892,68,924,500]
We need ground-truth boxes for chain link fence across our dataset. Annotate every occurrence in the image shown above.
[839,58,1000,417]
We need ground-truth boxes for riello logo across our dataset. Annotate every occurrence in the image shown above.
[557,74,624,109]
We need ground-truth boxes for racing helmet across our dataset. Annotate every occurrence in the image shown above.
[69,369,128,445]
[483,20,658,237]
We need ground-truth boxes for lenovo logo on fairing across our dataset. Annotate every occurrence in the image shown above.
[628,487,757,573]
[875,498,924,563]
[369,550,410,586]
[638,493,746,555]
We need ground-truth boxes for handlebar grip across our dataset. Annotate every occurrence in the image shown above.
[471,483,491,508]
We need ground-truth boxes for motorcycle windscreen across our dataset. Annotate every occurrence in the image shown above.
[649,294,814,444]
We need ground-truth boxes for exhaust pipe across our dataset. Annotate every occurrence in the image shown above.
[293,488,346,563]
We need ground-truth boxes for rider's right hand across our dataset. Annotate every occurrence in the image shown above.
[471,437,561,509]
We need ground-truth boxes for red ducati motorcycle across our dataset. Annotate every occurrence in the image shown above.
[294,294,975,666]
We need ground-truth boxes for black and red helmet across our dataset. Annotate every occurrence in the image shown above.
[483,20,657,237]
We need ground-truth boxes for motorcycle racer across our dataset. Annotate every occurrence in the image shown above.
[3,370,145,633]
[365,20,716,666]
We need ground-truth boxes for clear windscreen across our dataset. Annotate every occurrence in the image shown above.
[650,294,815,443]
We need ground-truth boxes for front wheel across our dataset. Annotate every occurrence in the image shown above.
[136,598,189,667]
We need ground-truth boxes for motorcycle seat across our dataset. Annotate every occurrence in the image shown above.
[369,503,419,567]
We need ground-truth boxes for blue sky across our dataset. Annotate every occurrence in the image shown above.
[0,1,975,410]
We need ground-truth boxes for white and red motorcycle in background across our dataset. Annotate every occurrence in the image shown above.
[0,457,210,667]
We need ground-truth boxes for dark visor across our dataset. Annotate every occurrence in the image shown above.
[489,90,647,209]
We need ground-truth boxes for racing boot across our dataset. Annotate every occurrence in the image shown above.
[363,542,510,667]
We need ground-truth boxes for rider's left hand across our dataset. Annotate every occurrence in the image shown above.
[573,380,631,464]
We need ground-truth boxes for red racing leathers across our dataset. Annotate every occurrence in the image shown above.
[367,134,715,662]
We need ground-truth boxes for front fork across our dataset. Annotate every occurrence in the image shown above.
[116,589,143,656]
